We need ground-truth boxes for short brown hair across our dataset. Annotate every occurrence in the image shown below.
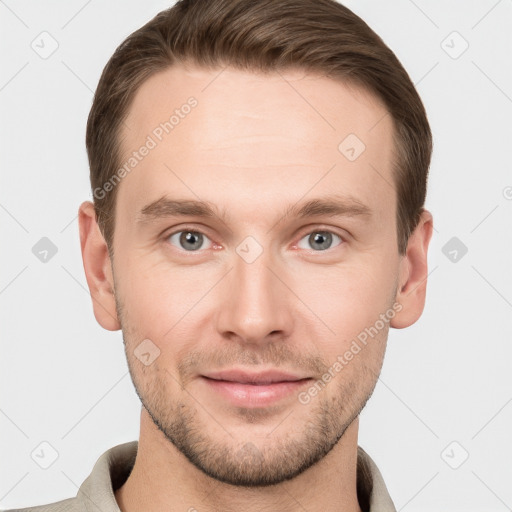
[86,0,432,255]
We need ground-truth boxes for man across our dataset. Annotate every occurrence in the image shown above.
[6,0,433,510]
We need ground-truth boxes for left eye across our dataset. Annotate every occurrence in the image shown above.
[168,231,213,251]
[297,231,343,251]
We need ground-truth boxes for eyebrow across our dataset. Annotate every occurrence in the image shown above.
[137,197,220,224]
[136,194,372,225]
[285,195,372,220]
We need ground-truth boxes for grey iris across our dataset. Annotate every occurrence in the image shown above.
[180,231,203,251]
[309,231,332,250]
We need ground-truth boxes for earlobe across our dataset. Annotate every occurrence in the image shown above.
[390,209,434,329]
[78,201,121,331]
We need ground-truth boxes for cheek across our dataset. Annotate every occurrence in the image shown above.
[288,260,395,343]
[117,257,219,343]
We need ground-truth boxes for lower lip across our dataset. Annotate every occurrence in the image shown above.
[201,377,312,407]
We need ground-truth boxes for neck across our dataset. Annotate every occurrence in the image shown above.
[115,408,362,512]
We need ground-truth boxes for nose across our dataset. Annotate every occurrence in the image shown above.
[215,248,293,345]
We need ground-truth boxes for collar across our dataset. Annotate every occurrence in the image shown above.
[78,441,396,511]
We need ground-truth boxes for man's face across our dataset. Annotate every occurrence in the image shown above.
[112,64,401,486]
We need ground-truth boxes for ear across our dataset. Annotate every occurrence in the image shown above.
[78,201,121,331]
[391,209,434,329]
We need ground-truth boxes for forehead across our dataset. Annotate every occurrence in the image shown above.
[117,64,395,224]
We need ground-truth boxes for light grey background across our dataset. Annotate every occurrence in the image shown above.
[1,0,511,510]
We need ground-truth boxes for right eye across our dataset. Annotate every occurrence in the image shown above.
[167,230,213,251]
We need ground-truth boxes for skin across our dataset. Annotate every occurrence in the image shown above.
[79,64,433,512]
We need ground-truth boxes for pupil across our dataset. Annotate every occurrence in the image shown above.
[180,231,202,250]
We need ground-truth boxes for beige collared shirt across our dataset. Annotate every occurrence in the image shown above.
[4,441,396,511]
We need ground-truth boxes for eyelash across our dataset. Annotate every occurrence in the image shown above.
[163,225,346,253]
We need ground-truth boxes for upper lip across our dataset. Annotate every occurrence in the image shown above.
[202,369,311,385]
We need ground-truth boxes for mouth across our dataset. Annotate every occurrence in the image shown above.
[200,369,313,407]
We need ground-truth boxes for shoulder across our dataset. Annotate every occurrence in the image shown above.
[1,496,81,512]
[1,441,137,512]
